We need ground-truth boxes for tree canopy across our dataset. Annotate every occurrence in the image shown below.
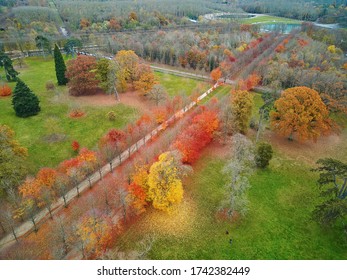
[270,86,334,142]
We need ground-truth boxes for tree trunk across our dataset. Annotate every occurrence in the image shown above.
[31,216,38,233]
[88,177,92,189]
[0,220,6,233]
[47,205,53,219]
[62,195,67,208]
[11,226,18,242]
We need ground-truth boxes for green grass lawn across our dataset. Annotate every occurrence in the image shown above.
[0,57,216,175]
[0,57,139,174]
[240,15,302,25]
[113,91,346,260]
[154,71,210,97]
[115,151,347,259]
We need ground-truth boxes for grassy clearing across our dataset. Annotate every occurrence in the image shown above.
[113,92,347,260]
[154,71,210,97]
[240,15,302,25]
[201,85,232,104]
[0,58,217,175]
[0,57,138,174]
[114,150,347,259]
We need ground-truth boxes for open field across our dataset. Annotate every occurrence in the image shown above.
[0,57,209,175]
[240,15,302,25]
[112,92,347,260]
[154,71,210,97]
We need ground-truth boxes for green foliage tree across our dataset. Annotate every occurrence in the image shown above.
[255,142,273,168]
[35,35,51,58]
[12,79,40,117]
[53,44,68,86]
[0,125,27,196]
[63,38,82,57]
[0,51,18,81]
[96,58,111,92]
[312,158,347,227]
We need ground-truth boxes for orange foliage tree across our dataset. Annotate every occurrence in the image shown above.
[134,71,158,96]
[127,182,147,214]
[270,86,335,142]
[74,214,113,258]
[210,67,222,83]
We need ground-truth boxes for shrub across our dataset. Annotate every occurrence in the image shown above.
[255,142,273,168]
[46,81,55,91]
[0,84,12,96]
[71,140,80,152]
[69,108,85,118]
[107,111,116,121]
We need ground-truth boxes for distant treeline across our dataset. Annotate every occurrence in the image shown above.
[239,0,347,26]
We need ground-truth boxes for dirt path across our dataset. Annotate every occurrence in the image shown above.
[69,90,154,115]
[266,131,345,165]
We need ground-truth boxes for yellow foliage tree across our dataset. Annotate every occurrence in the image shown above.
[270,86,334,142]
[134,71,158,96]
[147,152,184,212]
[231,90,254,134]
[114,50,139,83]
[75,215,112,258]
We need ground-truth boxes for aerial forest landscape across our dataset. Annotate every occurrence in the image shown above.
[0,0,346,261]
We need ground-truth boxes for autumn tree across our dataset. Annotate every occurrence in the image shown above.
[53,44,68,86]
[12,79,40,118]
[0,125,27,196]
[312,158,347,227]
[148,84,167,106]
[174,109,219,164]
[270,87,334,142]
[134,70,157,96]
[231,90,254,134]
[127,182,147,215]
[147,151,184,212]
[73,213,113,258]
[65,55,99,96]
[210,67,222,83]
[114,50,139,91]
[99,129,126,171]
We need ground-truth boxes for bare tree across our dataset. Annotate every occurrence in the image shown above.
[148,84,167,106]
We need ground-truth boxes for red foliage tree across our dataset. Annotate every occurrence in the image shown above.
[127,182,147,214]
[66,55,99,96]
[174,109,219,164]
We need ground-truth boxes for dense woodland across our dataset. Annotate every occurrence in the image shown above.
[0,0,346,261]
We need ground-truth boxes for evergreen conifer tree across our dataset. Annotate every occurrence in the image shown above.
[54,44,68,85]
[12,79,40,117]
[0,51,18,81]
